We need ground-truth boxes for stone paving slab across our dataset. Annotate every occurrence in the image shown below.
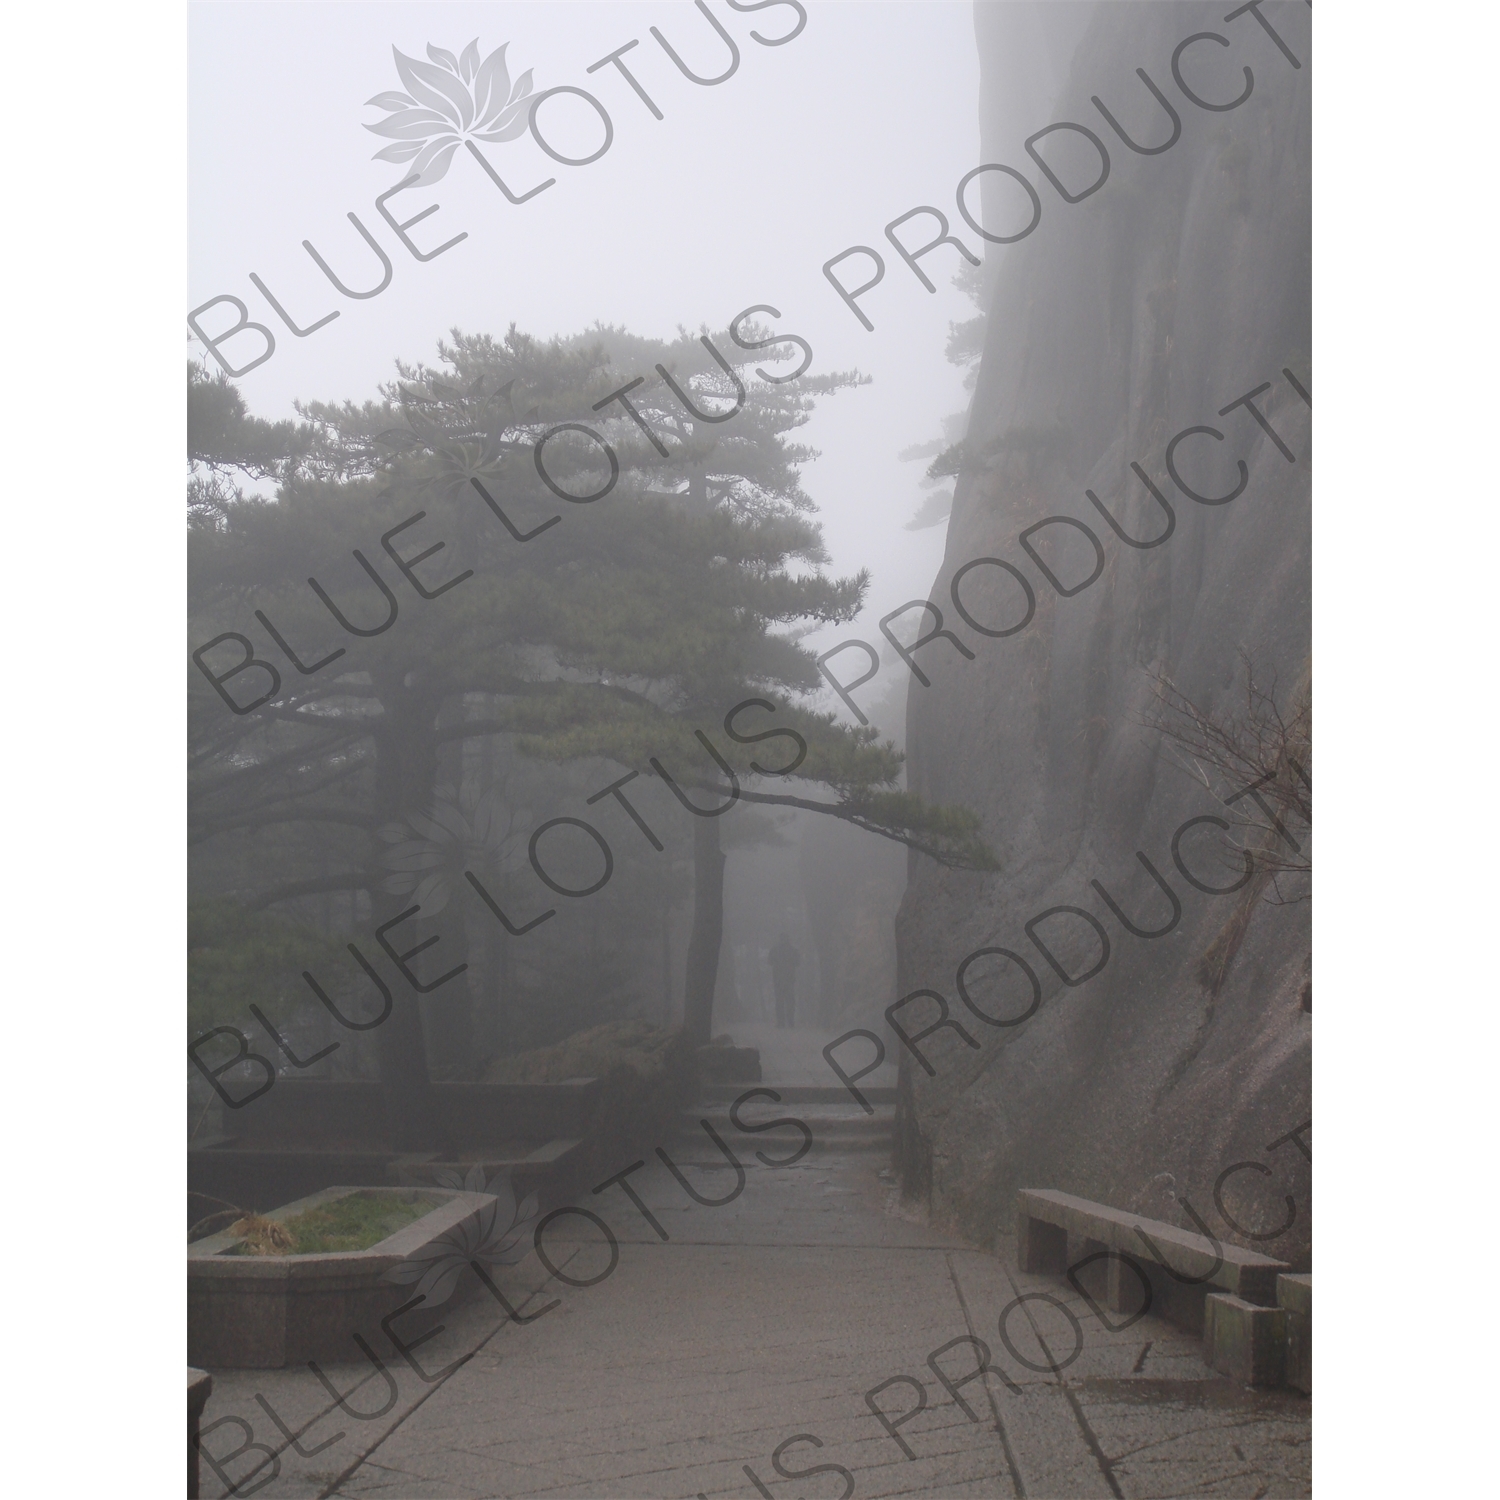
[723,1025,898,1091]
[192,1102,1308,1499]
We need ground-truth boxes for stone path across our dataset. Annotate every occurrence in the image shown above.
[193,1039,1309,1500]
[719,1022,900,1091]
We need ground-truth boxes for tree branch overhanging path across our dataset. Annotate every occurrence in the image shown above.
[188,321,997,1107]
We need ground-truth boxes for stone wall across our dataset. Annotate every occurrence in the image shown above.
[895,1,1311,1265]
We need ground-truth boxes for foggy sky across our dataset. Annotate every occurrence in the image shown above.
[189,0,986,724]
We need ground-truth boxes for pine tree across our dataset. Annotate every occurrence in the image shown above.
[189,322,995,1142]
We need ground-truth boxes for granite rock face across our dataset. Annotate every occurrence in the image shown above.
[894,2,1311,1266]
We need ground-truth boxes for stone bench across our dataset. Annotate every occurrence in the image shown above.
[1202,1274,1311,1390]
[1016,1188,1289,1330]
[1279,1273,1311,1392]
[1203,1294,1286,1386]
[188,1367,212,1498]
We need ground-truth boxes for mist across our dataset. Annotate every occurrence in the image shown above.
[183,6,1318,1498]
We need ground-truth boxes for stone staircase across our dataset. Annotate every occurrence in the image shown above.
[685,1083,897,1157]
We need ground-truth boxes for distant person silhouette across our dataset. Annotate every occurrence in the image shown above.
[769,934,800,1030]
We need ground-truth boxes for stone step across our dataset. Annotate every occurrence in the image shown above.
[697,1083,898,1106]
[687,1103,894,1124]
[678,1103,894,1153]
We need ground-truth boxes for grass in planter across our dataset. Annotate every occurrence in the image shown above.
[228,1192,435,1255]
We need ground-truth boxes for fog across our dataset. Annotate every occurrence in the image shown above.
[190,0,986,670]
[184,5,1319,1496]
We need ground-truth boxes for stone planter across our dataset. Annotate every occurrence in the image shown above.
[188,1185,493,1369]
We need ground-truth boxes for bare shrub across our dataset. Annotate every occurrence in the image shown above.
[1147,650,1311,905]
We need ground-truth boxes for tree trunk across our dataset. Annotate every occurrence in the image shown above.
[370,892,446,1151]
[811,917,842,1032]
[423,698,474,1074]
[369,669,447,1152]
[660,906,673,1025]
[682,816,725,1045]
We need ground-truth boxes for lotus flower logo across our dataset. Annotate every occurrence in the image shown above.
[365,40,536,186]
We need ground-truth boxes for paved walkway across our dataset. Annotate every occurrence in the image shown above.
[716,1022,900,1090]
[194,1043,1309,1499]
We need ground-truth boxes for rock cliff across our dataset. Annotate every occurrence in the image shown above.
[894,1,1312,1265]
